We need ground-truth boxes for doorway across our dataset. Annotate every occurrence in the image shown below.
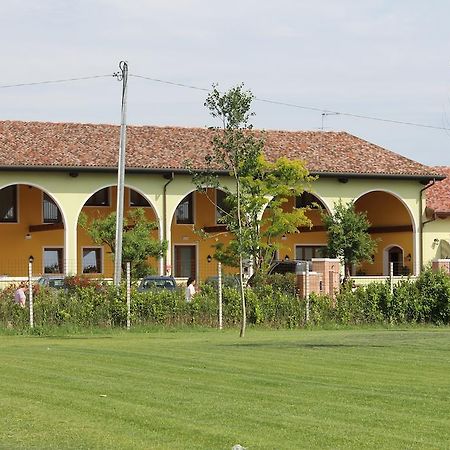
[387,246,403,276]
[174,245,196,278]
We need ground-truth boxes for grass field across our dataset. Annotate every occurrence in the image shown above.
[1,327,449,449]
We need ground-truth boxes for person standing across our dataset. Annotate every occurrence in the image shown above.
[185,277,196,302]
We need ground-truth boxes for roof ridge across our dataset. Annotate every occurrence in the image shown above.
[0,120,353,135]
[0,120,444,179]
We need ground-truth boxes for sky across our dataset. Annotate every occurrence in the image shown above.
[1,0,450,166]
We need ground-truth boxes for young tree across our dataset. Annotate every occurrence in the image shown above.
[322,200,377,280]
[79,208,167,279]
[210,156,314,275]
[196,84,313,337]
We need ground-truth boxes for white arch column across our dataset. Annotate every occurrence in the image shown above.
[53,192,86,276]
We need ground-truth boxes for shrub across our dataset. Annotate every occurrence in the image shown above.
[416,268,450,324]
[264,273,297,296]
[2,267,450,331]
[307,293,334,326]
[391,279,421,323]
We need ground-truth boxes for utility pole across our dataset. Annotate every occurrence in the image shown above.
[113,61,128,285]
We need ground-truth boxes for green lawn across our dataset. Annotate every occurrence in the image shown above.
[0,328,449,449]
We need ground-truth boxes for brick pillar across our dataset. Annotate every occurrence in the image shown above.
[311,258,341,298]
[296,272,322,299]
[432,259,450,275]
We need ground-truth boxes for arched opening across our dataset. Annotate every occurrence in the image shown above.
[385,245,404,276]
[261,191,329,261]
[354,191,414,276]
[0,183,65,277]
[76,186,159,278]
[170,188,233,280]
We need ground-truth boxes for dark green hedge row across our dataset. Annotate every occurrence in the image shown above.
[0,283,304,330]
[1,268,449,330]
[308,268,450,326]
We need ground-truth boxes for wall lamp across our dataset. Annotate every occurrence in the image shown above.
[25,233,32,240]
[29,255,34,264]
[284,255,289,261]
[207,254,212,263]
[433,238,440,245]
[406,253,411,262]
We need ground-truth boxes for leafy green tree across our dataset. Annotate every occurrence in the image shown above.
[79,208,167,279]
[196,84,313,337]
[210,156,313,275]
[322,200,377,280]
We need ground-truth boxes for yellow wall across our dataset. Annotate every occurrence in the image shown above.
[0,171,426,279]
[263,196,328,260]
[77,186,159,277]
[423,218,450,263]
[171,189,234,279]
[0,185,64,276]
[0,184,159,277]
[355,191,414,275]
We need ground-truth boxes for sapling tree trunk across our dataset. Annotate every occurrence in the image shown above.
[195,84,313,337]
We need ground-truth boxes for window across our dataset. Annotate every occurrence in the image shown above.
[295,245,326,260]
[85,188,110,206]
[296,192,325,209]
[130,190,150,207]
[176,193,193,224]
[0,185,17,222]
[43,193,62,223]
[82,248,102,273]
[174,245,196,278]
[44,248,63,273]
[216,190,232,223]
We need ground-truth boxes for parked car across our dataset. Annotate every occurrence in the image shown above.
[247,260,312,286]
[36,275,66,290]
[137,276,177,292]
[268,260,312,275]
[204,275,241,289]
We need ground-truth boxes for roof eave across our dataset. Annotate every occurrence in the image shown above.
[311,171,446,183]
[0,166,445,182]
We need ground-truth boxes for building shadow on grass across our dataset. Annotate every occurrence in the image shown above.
[220,342,386,349]
[40,335,114,340]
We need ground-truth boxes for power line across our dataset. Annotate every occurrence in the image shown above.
[130,73,450,132]
[0,74,113,89]
[256,97,449,131]
[130,74,210,92]
[2,71,449,132]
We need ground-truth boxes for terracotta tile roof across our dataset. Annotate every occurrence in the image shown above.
[0,120,443,179]
[426,166,450,216]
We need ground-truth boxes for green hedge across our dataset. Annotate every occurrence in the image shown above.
[1,268,449,331]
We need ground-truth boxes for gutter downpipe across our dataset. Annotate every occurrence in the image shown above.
[419,179,436,272]
[162,172,175,275]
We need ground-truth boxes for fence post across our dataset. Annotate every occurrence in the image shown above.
[28,255,34,329]
[305,262,310,323]
[389,262,394,295]
[126,262,131,330]
[218,261,223,330]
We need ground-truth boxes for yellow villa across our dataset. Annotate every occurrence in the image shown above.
[0,120,446,281]
[423,166,450,265]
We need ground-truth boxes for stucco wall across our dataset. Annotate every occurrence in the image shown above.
[423,218,450,264]
[0,171,424,279]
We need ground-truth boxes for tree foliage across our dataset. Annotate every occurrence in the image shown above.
[195,84,313,336]
[79,208,167,278]
[321,199,377,279]
[210,156,314,274]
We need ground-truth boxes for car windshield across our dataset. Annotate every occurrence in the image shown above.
[49,279,65,288]
[142,279,175,289]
